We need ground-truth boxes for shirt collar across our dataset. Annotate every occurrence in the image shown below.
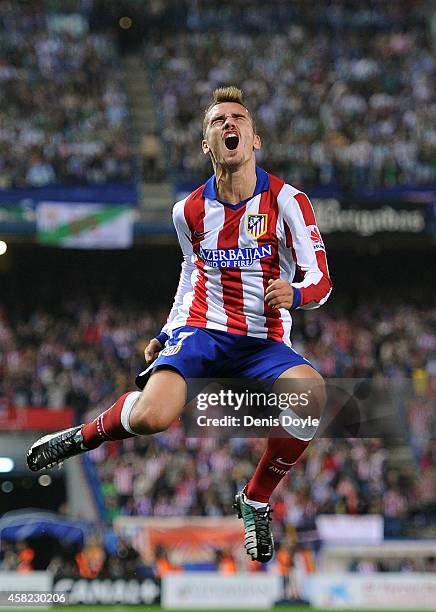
[202,166,270,205]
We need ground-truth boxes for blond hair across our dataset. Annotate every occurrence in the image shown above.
[203,86,255,136]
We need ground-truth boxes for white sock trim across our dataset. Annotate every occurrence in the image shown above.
[244,494,268,510]
[120,391,141,435]
[280,406,318,441]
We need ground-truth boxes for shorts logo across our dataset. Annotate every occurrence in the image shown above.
[161,331,193,356]
[161,343,182,356]
[308,224,325,251]
[247,214,268,239]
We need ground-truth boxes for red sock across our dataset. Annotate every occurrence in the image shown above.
[246,436,310,503]
[81,391,139,449]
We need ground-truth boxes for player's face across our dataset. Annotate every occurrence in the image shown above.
[202,102,261,170]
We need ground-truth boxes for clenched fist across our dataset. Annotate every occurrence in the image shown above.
[144,338,163,364]
[265,278,294,310]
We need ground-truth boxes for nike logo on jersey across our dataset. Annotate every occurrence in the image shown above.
[193,230,210,238]
[184,230,210,244]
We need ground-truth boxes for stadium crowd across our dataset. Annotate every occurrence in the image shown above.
[2,534,435,577]
[0,0,433,190]
[147,0,434,188]
[0,535,151,578]
[0,0,132,188]
[1,298,434,539]
[93,433,435,541]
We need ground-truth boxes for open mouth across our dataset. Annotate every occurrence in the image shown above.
[224,133,239,150]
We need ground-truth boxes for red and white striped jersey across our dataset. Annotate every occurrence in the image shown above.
[161,167,332,346]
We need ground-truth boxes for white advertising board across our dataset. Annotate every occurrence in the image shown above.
[309,573,436,609]
[162,572,281,609]
[0,572,51,591]
[0,572,53,607]
[316,515,384,544]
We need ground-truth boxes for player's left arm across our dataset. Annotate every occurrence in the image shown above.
[266,190,332,310]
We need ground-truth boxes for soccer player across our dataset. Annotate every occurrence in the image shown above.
[27,86,332,563]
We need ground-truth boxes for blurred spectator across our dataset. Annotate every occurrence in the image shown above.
[214,549,237,574]
[425,556,436,572]
[275,541,294,600]
[141,133,165,181]
[16,540,35,574]
[355,558,378,574]
[75,537,106,578]
[154,545,181,577]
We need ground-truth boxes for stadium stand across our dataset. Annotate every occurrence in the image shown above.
[144,0,434,188]
[1,299,434,408]
[0,0,132,188]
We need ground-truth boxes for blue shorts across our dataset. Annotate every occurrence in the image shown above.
[135,325,312,390]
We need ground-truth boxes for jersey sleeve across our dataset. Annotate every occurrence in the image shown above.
[159,199,196,340]
[280,187,332,310]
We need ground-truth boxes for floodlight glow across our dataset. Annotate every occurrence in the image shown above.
[0,457,14,472]
[38,474,52,486]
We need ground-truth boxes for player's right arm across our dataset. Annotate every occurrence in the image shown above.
[145,199,195,364]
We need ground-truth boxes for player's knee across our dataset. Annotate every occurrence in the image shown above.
[137,418,169,435]
[290,375,326,420]
[278,375,326,441]
[129,397,172,435]
[275,370,326,419]
[130,410,171,435]
[307,376,326,419]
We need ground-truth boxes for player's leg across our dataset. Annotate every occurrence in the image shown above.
[26,368,187,471]
[244,364,325,503]
[233,342,325,563]
[128,368,187,434]
[26,325,219,471]
[82,367,188,445]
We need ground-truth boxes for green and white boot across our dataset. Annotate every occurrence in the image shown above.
[234,488,274,563]
[27,426,86,471]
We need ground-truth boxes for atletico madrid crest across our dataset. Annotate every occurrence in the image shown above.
[247,214,268,239]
